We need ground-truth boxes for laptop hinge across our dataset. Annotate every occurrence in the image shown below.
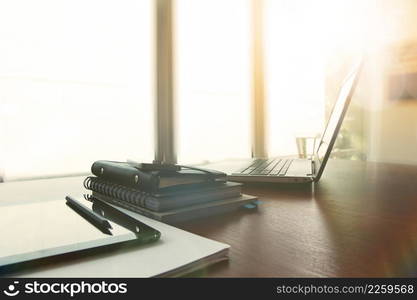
[311,159,316,178]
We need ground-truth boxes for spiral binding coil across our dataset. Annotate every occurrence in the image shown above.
[83,176,149,207]
[83,194,93,202]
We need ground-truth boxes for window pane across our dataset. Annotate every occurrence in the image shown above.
[175,0,252,164]
[265,0,325,156]
[0,0,154,180]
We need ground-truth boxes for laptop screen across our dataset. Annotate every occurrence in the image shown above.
[313,62,362,180]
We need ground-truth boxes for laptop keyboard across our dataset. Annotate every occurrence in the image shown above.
[235,158,294,176]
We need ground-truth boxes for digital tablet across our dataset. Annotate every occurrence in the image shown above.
[0,197,161,272]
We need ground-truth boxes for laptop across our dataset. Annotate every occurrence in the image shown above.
[205,60,363,184]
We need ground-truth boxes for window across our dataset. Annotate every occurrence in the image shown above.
[175,0,252,164]
[1,0,387,181]
[264,0,325,157]
[0,0,154,180]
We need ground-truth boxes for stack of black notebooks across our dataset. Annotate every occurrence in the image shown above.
[83,161,258,224]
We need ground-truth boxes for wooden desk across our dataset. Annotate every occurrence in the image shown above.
[177,159,417,277]
[1,159,416,277]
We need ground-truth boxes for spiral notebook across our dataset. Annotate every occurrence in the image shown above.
[84,176,242,212]
[91,192,258,224]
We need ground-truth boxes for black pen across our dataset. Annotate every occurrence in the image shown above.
[65,195,113,235]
